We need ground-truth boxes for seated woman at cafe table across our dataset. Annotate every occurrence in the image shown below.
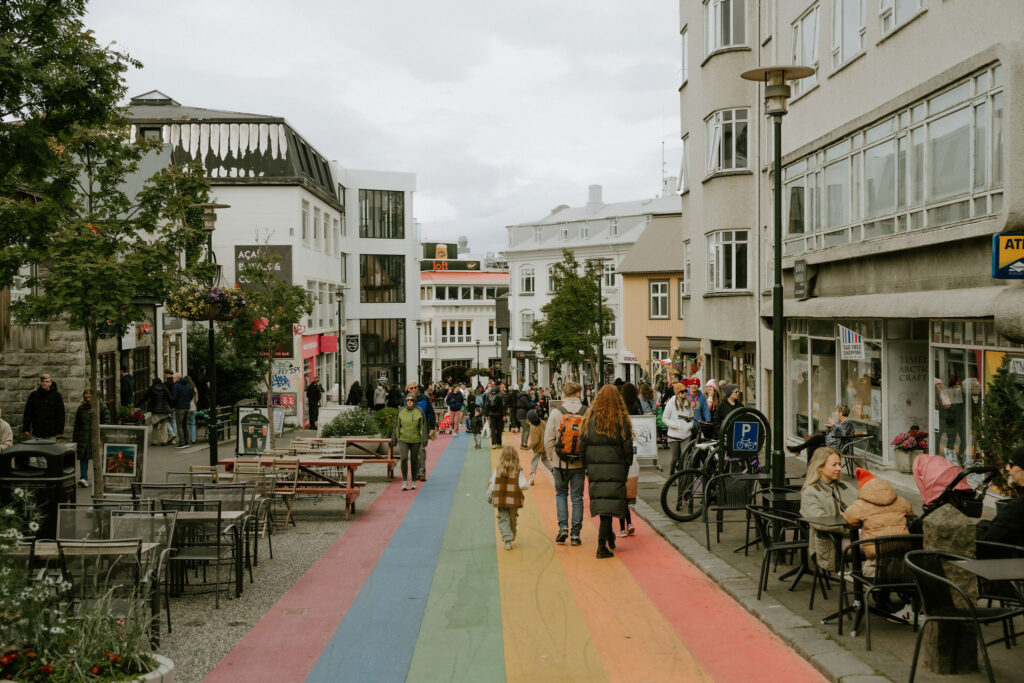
[800,447,858,572]
[976,447,1024,548]
[787,403,856,463]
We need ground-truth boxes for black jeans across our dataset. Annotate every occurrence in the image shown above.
[598,515,613,545]
[791,433,826,460]
[489,415,504,446]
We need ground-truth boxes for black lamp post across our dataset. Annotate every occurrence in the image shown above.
[415,320,422,387]
[740,65,813,505]
[475,339,481,389]
[190,202,230,466]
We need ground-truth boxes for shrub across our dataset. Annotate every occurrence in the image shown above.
[373,408,398,437]
[320,408,379,438]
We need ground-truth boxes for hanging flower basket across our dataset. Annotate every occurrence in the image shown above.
[167,285,248,321]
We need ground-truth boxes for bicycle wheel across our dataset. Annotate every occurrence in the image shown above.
[660,468,704,522]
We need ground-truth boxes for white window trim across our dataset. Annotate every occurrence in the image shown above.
[705,108,750,175]
[520,265,535,295]
[831,0,865,68]
[791,4,820,98]
[704,0,747,56]
[649,280,669,319]
[681,26,689,85]
[678,134,691,194]
[706,229,750,293]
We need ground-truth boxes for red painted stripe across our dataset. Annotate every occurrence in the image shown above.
[205,435,452,682]
[604,512,824,682]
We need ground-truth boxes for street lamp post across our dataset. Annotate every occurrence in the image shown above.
[190,202,230,467]
[415,320,422,387]
[475,339,481,389]
[740,65,813,506]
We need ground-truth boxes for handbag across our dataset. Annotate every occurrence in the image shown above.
[429,429,438,441]
[625,452,640,500]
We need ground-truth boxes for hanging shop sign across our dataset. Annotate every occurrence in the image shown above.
[839,324,865,360]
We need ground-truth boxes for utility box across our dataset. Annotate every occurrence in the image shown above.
[0,439,77,539]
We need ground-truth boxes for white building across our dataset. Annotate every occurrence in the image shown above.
[417,239,509,387]
[504,184,681,387]
[127,91,419,425]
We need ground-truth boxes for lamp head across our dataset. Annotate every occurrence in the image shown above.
[740,65,815,116]
[189,202,231,233]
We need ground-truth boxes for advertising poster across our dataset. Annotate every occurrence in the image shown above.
[237,406,281,454]
[99,424,149,492]
[630,415,658,463]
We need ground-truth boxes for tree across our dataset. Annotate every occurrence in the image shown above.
[223,245,313,449]
[0,0,142,288]
[975,355,1024,497]
[529,250,612,381]
[186,322,262,407]
[12,114,211,495]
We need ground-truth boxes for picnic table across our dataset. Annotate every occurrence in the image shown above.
[281,437,397,480]
[220,456,366,520]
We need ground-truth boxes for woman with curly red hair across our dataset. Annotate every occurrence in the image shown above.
[580,384,634,558]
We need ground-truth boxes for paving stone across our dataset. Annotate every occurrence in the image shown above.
[811,649,876,678]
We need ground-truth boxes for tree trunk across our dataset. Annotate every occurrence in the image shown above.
[87,329,104,497]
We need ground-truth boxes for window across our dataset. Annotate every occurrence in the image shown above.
[679,280,687,318]
[547,265,556,293]
[441,321,473,343]
[359,189,405,238]
[138,127,162,141]
[706,108,749,174]
[609,218,618,236]
[560,225,568,241]
[880,0,925,35]
[421,321,433,343]
[682,240,692,295]
[678,135,691,193]
[520,266,535,294]
[337,185,347,236]
[792,5,820,96]
[359,254,406,303]
[340,252,348,283]
[313,207,321,245]
[534,226,541,242]
[707,230,749,292]
[301,200,309,241]
[705,0,746,54]
[649,280,669,318]
[761,0,774,42]
[488,320,497,342]
[831,0,865,67]
[323,212,331,253]
[604,262,616,287]
[581,223,589,239]
[681,26,689,84]
[520,311,534,340]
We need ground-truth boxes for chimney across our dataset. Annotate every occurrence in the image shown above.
[586,184,603,212]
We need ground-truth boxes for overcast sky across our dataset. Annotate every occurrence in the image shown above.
[87,0,682,255]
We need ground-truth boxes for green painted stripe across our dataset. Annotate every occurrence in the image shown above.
[407,437,505,682]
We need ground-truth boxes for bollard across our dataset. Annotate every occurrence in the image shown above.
[921,504,978,674]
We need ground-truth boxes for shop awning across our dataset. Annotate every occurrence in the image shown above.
[783,286,1010,319]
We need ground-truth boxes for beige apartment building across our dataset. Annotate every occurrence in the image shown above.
[681,0,1023,469]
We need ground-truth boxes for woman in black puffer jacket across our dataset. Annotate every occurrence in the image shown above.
[580,385,633,559]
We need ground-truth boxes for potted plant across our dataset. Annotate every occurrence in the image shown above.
[117,406,146,425]
[167,284,248,321]
[890,429,927,473]
[975,355,1024,498]
[0,489,174,682]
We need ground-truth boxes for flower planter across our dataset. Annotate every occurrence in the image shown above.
[126,654,175,682]
[893,448,921,474]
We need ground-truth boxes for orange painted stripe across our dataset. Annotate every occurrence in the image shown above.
[524,449,712,683]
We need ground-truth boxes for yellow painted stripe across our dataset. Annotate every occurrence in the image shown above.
[491,441,608,682]
[527,450,713,683]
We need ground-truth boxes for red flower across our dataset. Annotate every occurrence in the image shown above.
[39,663,54,674]
[87,223,101,234]
[91,665,101,674]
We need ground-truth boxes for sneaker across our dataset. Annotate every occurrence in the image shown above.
[78,478,88,488]
[615,530,629,538]
[888,606,915,624]
[626,525,635,536]
[176,443,189,449]
[504,541,512,550]
[555,530,568,544]
[596,545,615,559]
[528,475,536,486]
[402,482,409,491]
[570,536,581,546]
[411,482,417,490]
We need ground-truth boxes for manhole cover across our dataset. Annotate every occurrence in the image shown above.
[284,608,307,616]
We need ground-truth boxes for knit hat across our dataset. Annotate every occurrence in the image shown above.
[672,382,686,395]
[721,383,738,398]
[403,393,417,403]
[706,379,718,390]
[854,467,876,488]
[527,409,540,425]
[1009,447,1024,471]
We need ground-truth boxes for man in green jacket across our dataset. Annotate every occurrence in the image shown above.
[392,393,428,491]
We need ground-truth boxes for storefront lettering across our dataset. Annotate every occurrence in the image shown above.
[897,354,927,382]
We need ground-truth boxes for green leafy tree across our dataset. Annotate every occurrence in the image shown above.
[529,250,612,381]
[12,113,211,495]
[975,355,1024,496]
[186,322,262,407]
[223,244,313,448]
[0,0,142,288]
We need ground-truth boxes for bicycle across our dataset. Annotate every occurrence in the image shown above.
[660,443,765,522]
[668,421,715,475]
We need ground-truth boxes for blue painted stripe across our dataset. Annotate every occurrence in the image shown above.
[305,436,469,683]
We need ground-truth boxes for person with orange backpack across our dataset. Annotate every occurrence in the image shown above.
[543,381,586,546]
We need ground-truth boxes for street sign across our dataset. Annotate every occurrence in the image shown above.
[731,421,760,452]
[345,335,359,353]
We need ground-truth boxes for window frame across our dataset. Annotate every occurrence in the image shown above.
[520,311,534,340]
[681,26,689,85]
[358,254,406,304]
[649,279,669,319]
[831,0,865,68]
[358,189,405,239]
[301,200,309,242]
[791,4,820,97]
[682,240,692,297]
[880,0,926,36]
[705,0,747,55]
[706,229,750,293]
[678,134,691,194]
[705,108,750,175]
[520,265,535,295]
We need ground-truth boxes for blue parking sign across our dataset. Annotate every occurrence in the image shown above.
[732,421,760,452]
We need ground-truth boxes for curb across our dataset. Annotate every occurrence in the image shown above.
[633,497,890,683]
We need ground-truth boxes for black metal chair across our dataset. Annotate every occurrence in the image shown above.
[196,484,256,584]
[56,538,144,620]
[838,533,922,650]
[56,502,132,540]
[110,509,177,642]
[974,540,1024,647]
[904,549,1024,683]
[131,482,187,505]
[746,506,819,602]
[703,472,756,551]
[160,498,237,608]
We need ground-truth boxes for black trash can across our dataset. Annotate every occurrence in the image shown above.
[0,439,77,539]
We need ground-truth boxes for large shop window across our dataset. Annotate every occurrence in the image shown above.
[840,339,882,461]
[360,318,406,390]
[932,346,983,467]
[359,189,405,239]
[359,254,406,303]
[782,63,1003,256]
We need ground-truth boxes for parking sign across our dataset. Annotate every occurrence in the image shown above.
[732,421,760,452]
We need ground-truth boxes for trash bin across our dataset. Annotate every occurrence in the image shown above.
[0,439,77,539]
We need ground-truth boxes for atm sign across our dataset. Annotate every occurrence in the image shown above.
[993,233,1024,279]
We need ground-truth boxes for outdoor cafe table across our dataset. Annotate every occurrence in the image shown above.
[278,437,397,480]
[12,540,159,560]
[951,557,1024,582]
[220,456,365,520]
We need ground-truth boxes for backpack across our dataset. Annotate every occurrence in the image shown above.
[554,406,585,463]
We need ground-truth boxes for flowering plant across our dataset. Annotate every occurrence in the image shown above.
[167,284,248,321]
[116,406,146,425]
[0,490,156,681]
[890,429,928,452]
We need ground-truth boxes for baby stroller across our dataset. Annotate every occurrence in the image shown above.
[437,412,453,435]
[909,454,999,532]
